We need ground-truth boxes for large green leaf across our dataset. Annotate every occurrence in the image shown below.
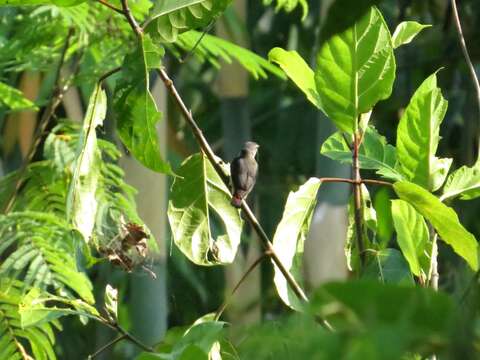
[315,6,395,133]
[391,21,431,49]
[67,83,106,242]
[114,35,173,175]
[391,200,430,279]
[396,73,452,191]
[0,81,38,111]
[321,126,403,181]
[441,160,480,201]
[272,178,321,311]
[145,0,232,43]
[176,31,285,80]
[364,248,414,285]
[268,47,323,110]
[168,153,243,265]
[393,181,478,270]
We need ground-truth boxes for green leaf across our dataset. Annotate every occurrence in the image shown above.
[441,160,480,201]
[272,178,321,311]
[396,73,452,191]
[315,6,395,133]
[0,279,58,360]
[0,81,38,111]
[176,31,285,80]
[268,47,323,110]
[321,126,403,181]
[364,248,414,285]
[392,21,431,49]
[67,84,106,242]
[391,200,430,279]
[0,0,85,5]
[19,287,100,328]
[373,187,394,247]
[114,35,173,175]
[168,153,243,265]
[263,0,308,21]
[393,181,478,270]
[145,0,232,43]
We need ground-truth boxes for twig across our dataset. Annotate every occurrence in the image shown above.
[3,28,74,214]
[318,177,392,187]
[352,131,366,267]
[215,253,267,321]
[180,20,216,63]
[429,233,439,291]
[95,0,124,15]
[88,334,127,359]
[120,0,143,36]
[98,66,122,83]
[157,67,309,303]
[114,324,155,352]
[451,0,480,154]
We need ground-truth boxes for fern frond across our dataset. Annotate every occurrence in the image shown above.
[0,212,94,304]
[174,30,286,80]
[0,278,58,360]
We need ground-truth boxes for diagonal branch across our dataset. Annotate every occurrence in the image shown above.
[451,0,480,154]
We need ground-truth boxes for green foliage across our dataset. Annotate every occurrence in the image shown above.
[114,35,174,175]
[396,73,452,191]
[262,0,308,21]
[0,0,85,5]
[272,178,321,311]
[391,21,431,49]
[268,47,323,110]
[0,279,58,360]
[391,200,431,280]
[442,160,480,201]
[176,31,285,80]
[168,153,243,265]
[321,126,403,181]
[364,248,414,284]
[146,0,232,43]
[394,181,478,270]
[315,6,395,133]
[0,81,38,111]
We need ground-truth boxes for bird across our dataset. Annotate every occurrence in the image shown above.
[230,141,259,208]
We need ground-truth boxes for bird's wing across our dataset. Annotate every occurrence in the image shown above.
[230,157,249,191]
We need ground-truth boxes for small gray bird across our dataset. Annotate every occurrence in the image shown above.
[230,141,259,208]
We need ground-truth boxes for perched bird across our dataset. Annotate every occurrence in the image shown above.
[230,141,259,208]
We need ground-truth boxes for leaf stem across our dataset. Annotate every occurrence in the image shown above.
[451,0,480,155]
[352,131,366,267]
[95,0,124,15]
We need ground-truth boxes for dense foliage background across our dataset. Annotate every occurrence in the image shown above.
[1,0,480,359]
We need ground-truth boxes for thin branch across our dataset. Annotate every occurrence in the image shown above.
[95,0,124,15]
[98,66,122,83]
[120,0,143,36]
[88,334,127,359]
[115,324,155,352]
[215,253,267,321]
[318,177,393,187]
[156,67,308,303]
[3,28,74,214]
[429,233,439,291]
[451,0,480,154]
[352,131,366,267]
[180,19,216,63]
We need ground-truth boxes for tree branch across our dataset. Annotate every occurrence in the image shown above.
[120,0,143,36]
[95,0,124,15]
[88,334,127,359]
[451,0,480,154]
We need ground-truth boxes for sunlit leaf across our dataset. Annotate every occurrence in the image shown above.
[67,83,106,242]
[392,21,431,49]
[391,200,430,279]
[263,0,308,21]
[321,126,403,181]
[315,6,395,133]
[394,181,478,270]
[396,73,452,191]
[104,284,118,322]
[442,160,480,201]
[268,47,323,110]
[0,81,38,111]
[168,153,243,265]
[272,178,321,311]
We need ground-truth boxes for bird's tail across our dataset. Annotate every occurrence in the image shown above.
[231,194,243,208]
